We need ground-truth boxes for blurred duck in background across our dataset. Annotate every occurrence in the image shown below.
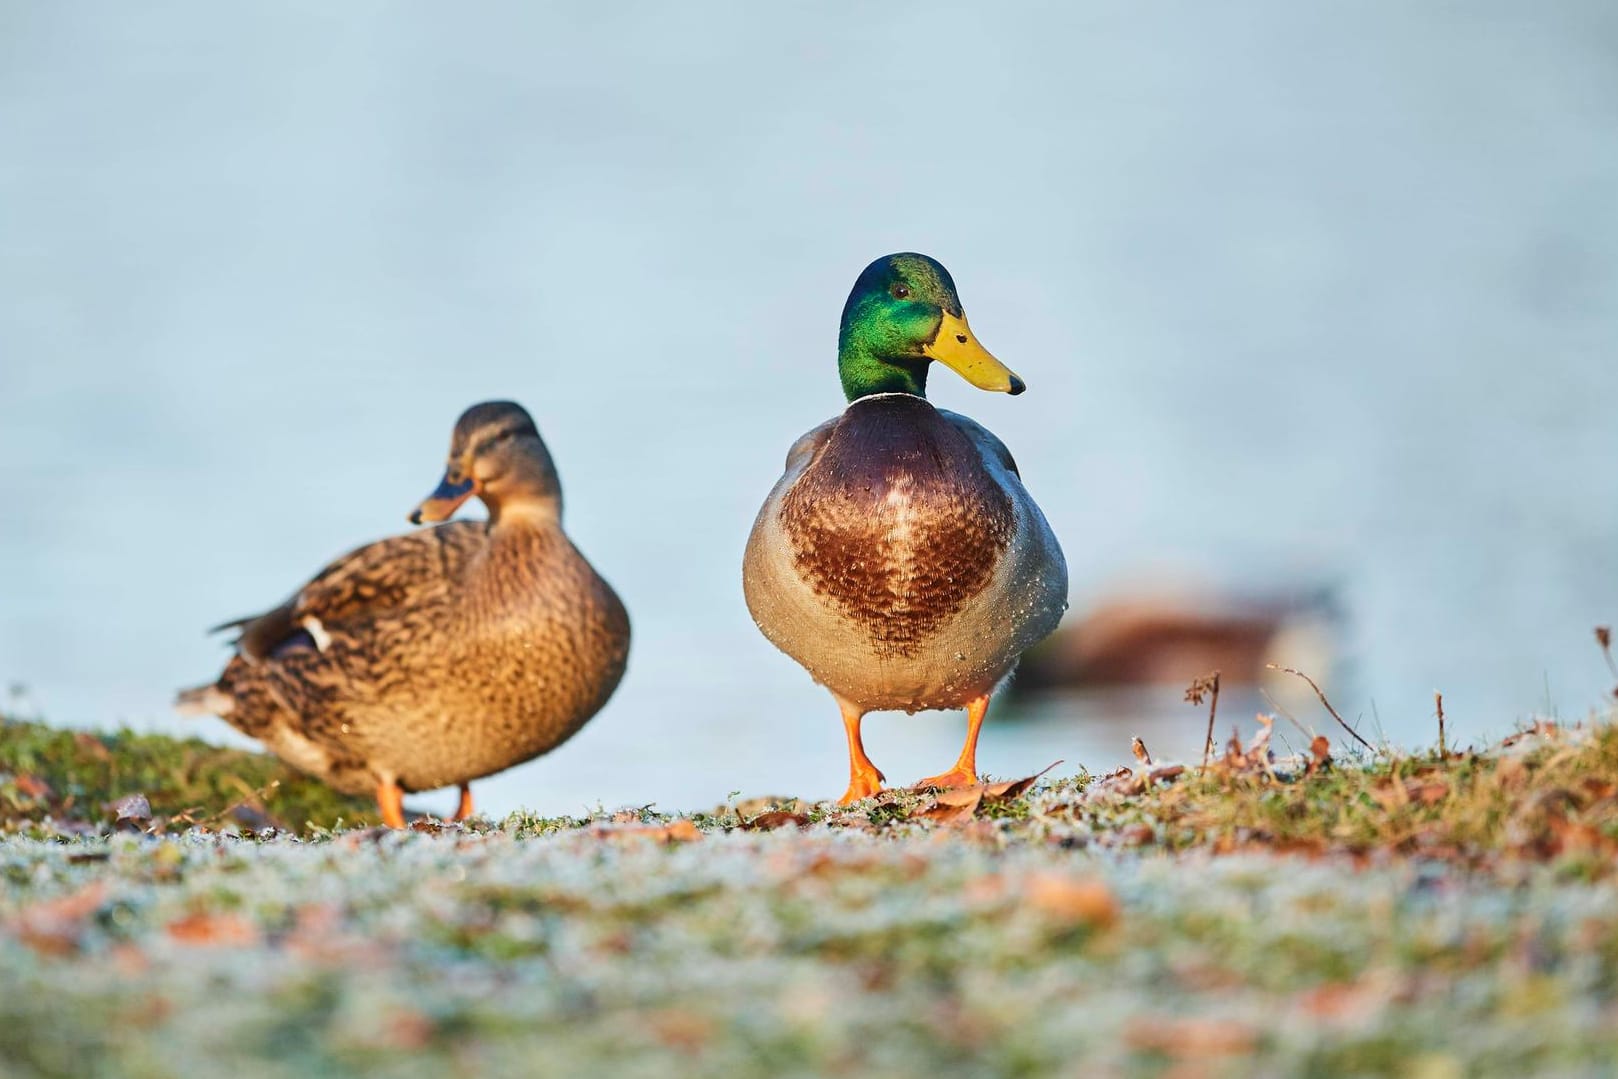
[177,401,630,827]
[1012,581,1341,696]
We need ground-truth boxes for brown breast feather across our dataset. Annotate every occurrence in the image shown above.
[779,395,1014,658]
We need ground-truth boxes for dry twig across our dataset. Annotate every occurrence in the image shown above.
[171,779,283,831]
[1597,627,1617,699]
[1266,665,1375,753]
[1186,671,1221,766]
[1435,691,1447,759]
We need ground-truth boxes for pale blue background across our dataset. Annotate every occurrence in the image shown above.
[2,3,1615,816]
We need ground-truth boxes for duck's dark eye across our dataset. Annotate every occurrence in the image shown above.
[892,284,910,299]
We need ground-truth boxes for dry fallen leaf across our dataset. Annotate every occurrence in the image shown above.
[647,1008,717,1052]
[73,733,112,761]
[1547,816,1617,856]
[982,763,1061,802]
[915,788,984,824]
[1119,823,1155,847]
[13,774,52,800]
[383,1010,436,1050]
[1581,777,1617,801]
[409,817,453,834]
[913,763,1060,824]
[1298,979,1391,1023]
[1406,780,1450,806]
[1308,735,1332,774]
[662,819,701,842]
[595,819,703,843]
[1023,873,1118,928]
[13,882,109,956]
[742,810,811,831]
[166,912,260,947]
[111,793,151,824]
[1124,1016,1259,1056]
[916,762,1061,823]
[1097,762,1184,797]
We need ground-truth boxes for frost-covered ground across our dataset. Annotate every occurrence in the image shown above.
[3,826,1616,1079]
[5,719,1618,1078]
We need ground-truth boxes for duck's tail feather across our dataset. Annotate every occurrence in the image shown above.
[207,615,256,637]
[174,684,235,717]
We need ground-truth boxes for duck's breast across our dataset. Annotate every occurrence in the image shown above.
[782,394,1015,652]
[746,394,1063,709]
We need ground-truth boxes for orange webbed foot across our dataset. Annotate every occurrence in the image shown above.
[912,695,993,795]
[913,768,980,792]
[837,764,888,806]
[835,697,887,806]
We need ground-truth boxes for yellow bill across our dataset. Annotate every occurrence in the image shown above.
[922,311,1025,395]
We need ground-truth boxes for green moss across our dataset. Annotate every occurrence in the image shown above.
[0,714,375,834]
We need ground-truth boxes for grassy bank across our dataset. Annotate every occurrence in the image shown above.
[2,711,1616,1077]
[0,716,376,834]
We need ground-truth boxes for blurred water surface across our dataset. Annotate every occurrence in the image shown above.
[2,3,1615,817]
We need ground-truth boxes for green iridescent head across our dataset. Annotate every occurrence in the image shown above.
[836,253,1024,402]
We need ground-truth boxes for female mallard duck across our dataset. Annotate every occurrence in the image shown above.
[743,253,1068,805]
[177,401,630,827]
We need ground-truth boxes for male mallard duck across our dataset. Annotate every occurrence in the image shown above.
[743,253,1068,804]
[177,401,630,827]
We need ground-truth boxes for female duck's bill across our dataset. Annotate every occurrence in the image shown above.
[410,473,476,524]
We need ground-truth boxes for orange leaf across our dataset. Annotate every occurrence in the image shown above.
[1023,874,1118,928]
[14,882,108,956]
[595,819,703,843]
[1307,736,1332,775]
[1406,780,1449,805]
[916,789,983,823]
[166,912,259,947]
[647,1008,716,1052]
[1124,1017,1259,1056]
[14,774,52,800]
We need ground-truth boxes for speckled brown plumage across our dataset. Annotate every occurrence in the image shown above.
[178,402,630,803]
[779,394,1014,658]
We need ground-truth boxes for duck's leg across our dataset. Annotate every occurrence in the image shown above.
[916,694,991,791]
[836,695,886,805]
[451,784,474,823]
[376,778,406,829]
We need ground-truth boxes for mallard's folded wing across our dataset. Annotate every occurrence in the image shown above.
[938,409,1020,478]
[781,418,838,476]
[219,522,486,661]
